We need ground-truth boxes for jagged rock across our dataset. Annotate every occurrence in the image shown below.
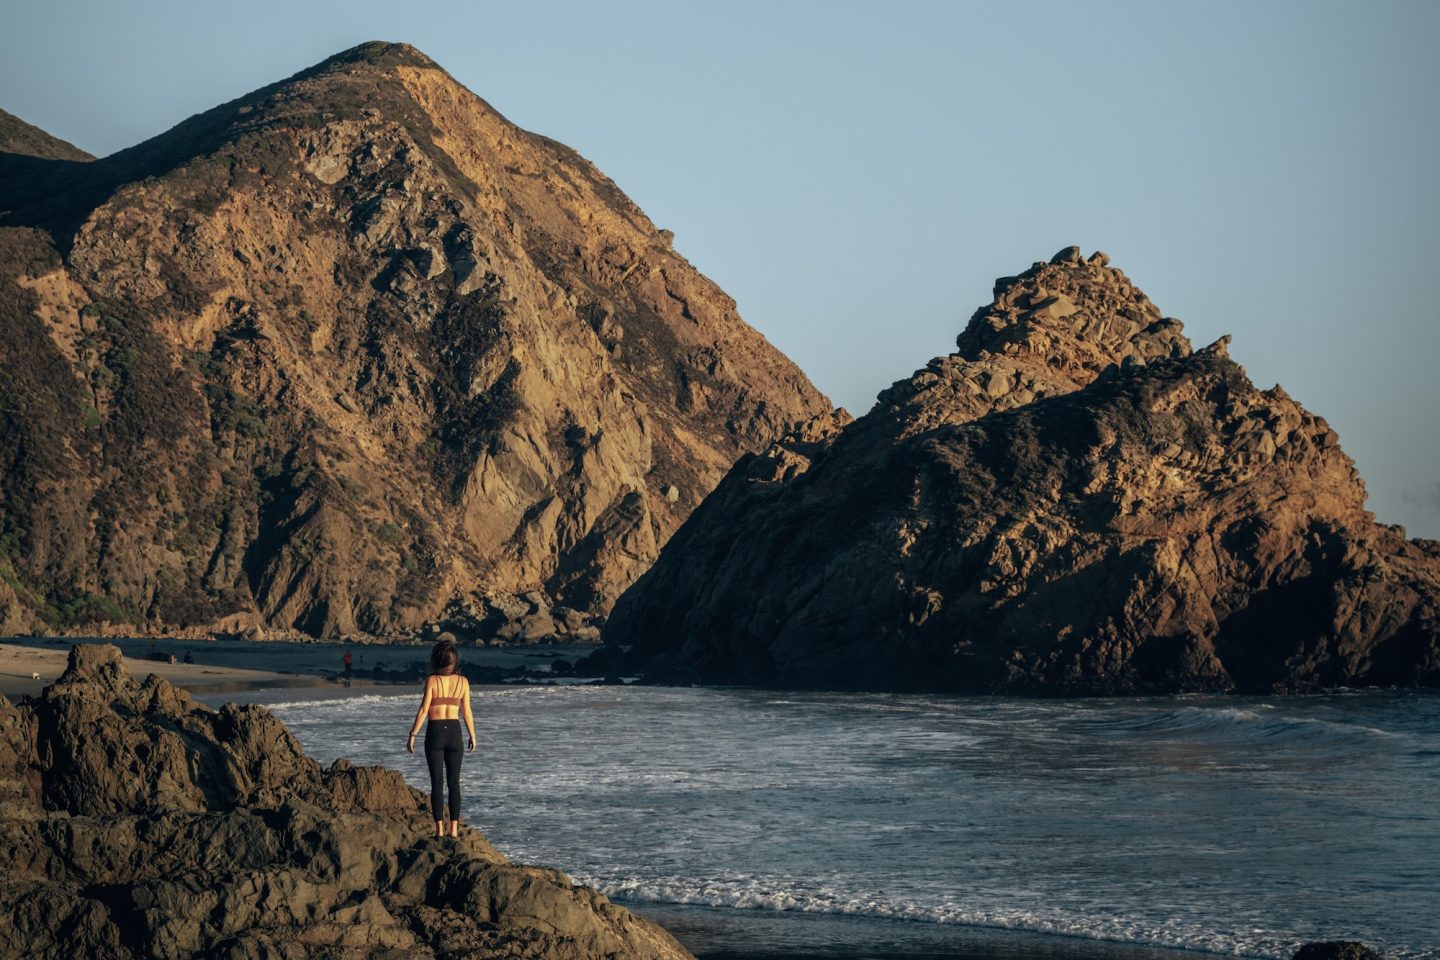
[517,611,557,642]
[0,644,692,959]
[0,41,830,640]
[485,593,532,623]
[606,251,1440,694]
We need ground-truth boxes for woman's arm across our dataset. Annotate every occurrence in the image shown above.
[407,677,433,753]
[462,678,476,752]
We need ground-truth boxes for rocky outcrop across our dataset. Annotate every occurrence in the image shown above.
[0,643,692,959]
[0,41,831,640]
[604,248,1440,694]
[1292,944,1386,960]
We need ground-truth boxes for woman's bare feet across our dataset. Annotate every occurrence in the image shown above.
[449,821,460,839]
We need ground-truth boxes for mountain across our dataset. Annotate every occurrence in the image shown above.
[603,247,1440,693]
[0,42,832,639]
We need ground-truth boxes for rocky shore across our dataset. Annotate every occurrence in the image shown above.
[0,643,691,959]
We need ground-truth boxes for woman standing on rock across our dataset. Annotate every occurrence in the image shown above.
[406,640,476,838]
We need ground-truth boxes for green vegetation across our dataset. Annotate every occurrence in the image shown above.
[54,591,136,627]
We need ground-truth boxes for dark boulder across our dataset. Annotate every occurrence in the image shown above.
[1292,943,1386,960]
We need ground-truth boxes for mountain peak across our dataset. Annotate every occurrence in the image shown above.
[956,246,1191,375]
[323,40,439,70]
[276,41,446,94]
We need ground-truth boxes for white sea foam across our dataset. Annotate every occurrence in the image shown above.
[583,874,1301,957]
[583,874,1436,959]
[265,692,413,712]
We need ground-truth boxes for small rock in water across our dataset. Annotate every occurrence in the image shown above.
[1292,942,1386,960]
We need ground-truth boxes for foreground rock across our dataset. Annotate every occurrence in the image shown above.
[604,249,1440,694]
[0,41,830,641]
[0,644,692,959]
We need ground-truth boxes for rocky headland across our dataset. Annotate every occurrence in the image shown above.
[0,643,692,958]
[0,41,831,643]
[604,248,1440,694]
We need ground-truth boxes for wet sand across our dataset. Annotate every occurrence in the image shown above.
[625,901,1212,960]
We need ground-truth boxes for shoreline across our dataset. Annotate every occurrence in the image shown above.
[0,635,604,700]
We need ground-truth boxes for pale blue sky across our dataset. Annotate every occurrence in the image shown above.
[3,0,1438,536]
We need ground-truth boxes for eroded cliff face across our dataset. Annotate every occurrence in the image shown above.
[605,248,1440,694]
[0,42,831,639]
[0,644,693,958]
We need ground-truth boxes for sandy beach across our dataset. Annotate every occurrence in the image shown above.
[0,636,605,701]
[0,640,332,700]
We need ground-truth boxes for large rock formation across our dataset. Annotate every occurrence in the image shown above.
[0,42,831,640]
[605,248,1440,694]
[0,643,693,959]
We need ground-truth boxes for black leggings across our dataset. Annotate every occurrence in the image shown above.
[424,719,464,821]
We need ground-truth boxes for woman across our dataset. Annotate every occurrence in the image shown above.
[406,640,476,838]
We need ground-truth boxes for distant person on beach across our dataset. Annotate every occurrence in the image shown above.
[406,640,476,838]
[343,649,353,676]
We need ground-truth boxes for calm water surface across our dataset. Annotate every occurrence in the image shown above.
[246,686,1440,959]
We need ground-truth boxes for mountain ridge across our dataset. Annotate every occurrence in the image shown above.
[0,107,94,162]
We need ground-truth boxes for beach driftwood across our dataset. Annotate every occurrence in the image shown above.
[0,643,692,959]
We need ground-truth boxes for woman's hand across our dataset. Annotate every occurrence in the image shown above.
[467,737,475,754]
[406,733,416,754]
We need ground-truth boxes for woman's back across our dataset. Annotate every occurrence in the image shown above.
[427,672,469,721]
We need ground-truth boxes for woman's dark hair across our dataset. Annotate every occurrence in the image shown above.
[430,641,459,676]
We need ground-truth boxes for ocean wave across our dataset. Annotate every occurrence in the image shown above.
[1089,705,1400,743]
[587,874,1431,959]
[266,692,413,712]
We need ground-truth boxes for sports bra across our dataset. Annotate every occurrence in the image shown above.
[427,674,468,716]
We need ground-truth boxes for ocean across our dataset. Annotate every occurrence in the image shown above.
[229,684,1440,959]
